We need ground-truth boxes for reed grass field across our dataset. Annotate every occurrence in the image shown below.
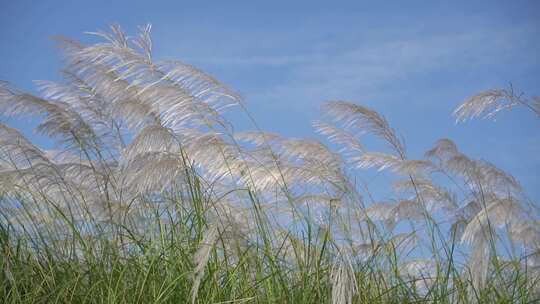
[0,24,539,303]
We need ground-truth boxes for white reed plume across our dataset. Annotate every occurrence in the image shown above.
[461,197,524,245]
[191,225,219,304]
[360,202,396,230]
[393,178,458,213]
[354,152,434,177]
[0,123,49,169]
[123,151,187,194]
[313,120,364,155]
[234,131,280,147]
[509,220,540,249]
[322,101,405,155]
[454,85,540,122]
[0,82,98,150]
[331,251,358,304]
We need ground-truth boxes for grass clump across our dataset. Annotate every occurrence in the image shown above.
[0,24,539,303]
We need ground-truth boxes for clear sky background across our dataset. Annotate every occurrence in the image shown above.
[1,1,539,202]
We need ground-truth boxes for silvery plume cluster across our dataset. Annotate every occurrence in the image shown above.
[0,25,539,303]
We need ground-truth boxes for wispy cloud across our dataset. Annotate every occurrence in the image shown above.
[182,24,539,110]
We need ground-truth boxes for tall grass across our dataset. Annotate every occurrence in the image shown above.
[0,24,539,303]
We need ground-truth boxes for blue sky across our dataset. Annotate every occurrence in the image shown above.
[1,1,539,202]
